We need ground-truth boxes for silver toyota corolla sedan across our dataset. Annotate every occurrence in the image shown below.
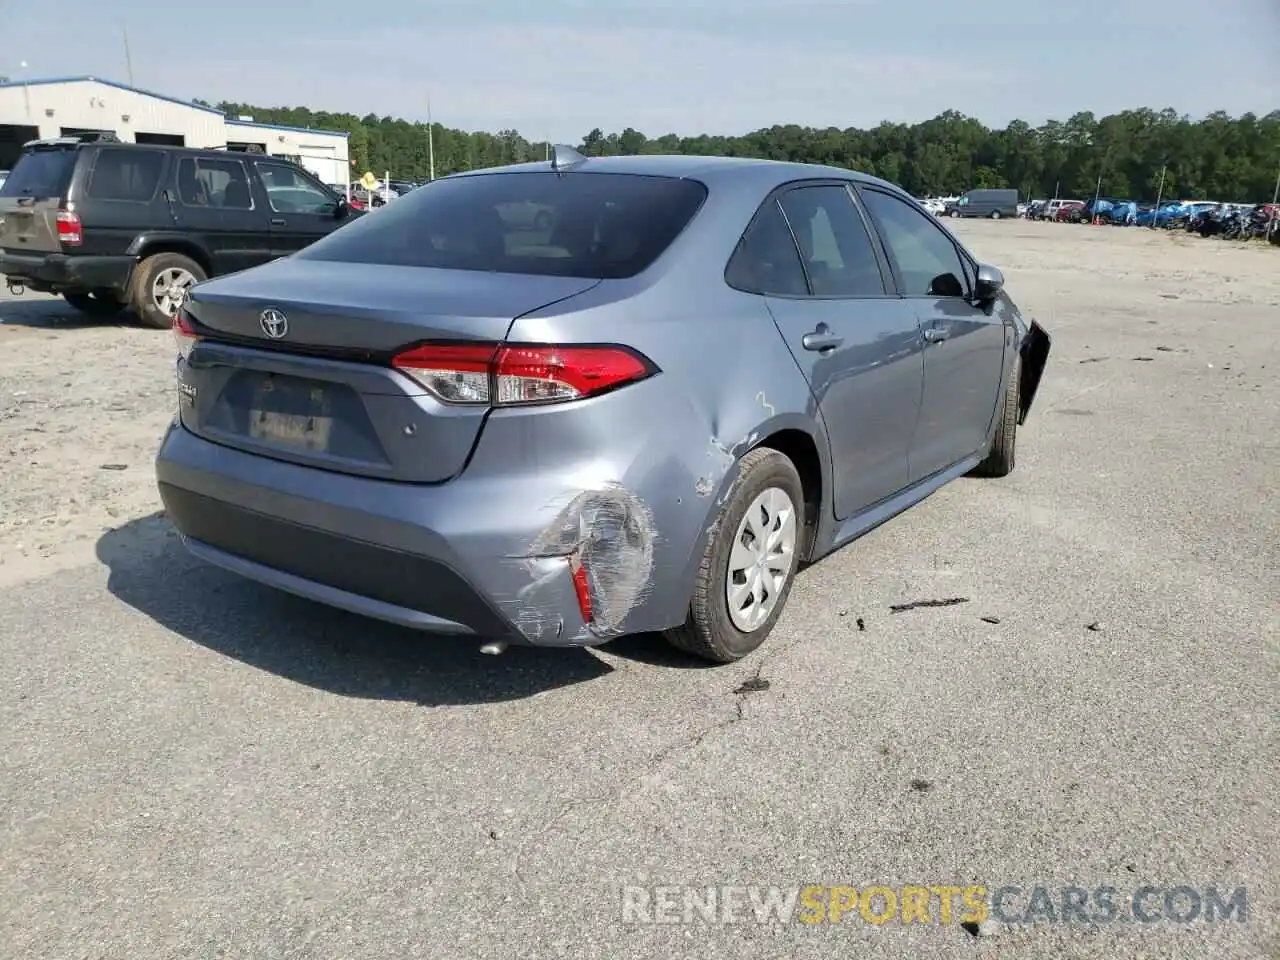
[155,148,1051,663]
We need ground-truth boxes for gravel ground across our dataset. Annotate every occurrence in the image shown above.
[0,220,1276,959]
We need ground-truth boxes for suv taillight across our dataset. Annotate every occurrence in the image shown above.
[55,210,82,246]
[391,342,657,406]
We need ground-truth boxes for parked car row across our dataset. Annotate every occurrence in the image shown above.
[1183,202,1280,241]
[1024,196,1277,239]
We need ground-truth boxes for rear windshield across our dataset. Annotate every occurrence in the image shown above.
[0,148,77,199]
[296,171,709,279]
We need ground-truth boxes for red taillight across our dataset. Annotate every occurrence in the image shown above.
[173,312,200,360]
[570,557,592,624]
[56,210,82,246]
[390,342,655,406]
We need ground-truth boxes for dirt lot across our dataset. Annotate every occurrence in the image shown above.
[0,220,1276,958]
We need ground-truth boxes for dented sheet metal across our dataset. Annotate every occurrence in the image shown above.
[516,483,657,639]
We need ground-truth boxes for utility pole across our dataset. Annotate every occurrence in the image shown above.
[1151,164,1167,229]
[19,60,30,120]
[1269,165,1280,242]
[427,95,435,181]
[122,23,135,86]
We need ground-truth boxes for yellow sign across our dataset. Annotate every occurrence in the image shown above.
[359,171,378,192]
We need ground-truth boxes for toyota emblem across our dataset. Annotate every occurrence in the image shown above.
[259,308,288,339]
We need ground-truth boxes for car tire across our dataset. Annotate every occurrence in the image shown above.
[950,210,960,218]
[990,210,1002,220]
[664,447,804,663]
[63,290,125,317]
[972,356,1019,478]
[130,252,206,329]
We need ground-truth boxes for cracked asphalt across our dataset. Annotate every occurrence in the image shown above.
[1,220,1277,959]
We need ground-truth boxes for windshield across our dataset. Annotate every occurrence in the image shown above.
[296,171,709,280]
[0,148,77,199]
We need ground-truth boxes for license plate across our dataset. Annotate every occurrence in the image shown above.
[248,378,334,452]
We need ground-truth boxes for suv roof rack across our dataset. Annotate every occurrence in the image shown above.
[23,131,122,149]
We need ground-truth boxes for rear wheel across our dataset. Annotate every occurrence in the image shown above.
[972,357,1019,478]
[63,290,125,317]
[130,252,206,329]
[664,448,803,663]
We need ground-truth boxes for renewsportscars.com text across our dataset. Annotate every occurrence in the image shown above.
[621,884,1248,926]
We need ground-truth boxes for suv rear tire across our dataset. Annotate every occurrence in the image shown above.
[130,252,206,329]
[663,448,804,663]
[63,291,125,317]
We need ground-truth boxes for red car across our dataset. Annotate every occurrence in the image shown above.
[1055,201,1085,222]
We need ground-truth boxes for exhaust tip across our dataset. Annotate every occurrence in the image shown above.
[479,642,508,656]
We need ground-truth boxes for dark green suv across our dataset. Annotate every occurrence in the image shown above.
[0,134,359,327]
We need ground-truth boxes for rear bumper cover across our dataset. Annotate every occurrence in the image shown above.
[154,422,645,647]
[0,250,134,293]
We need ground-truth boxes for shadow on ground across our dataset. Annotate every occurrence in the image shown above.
[97,513,624,705]
[0,294,138,330]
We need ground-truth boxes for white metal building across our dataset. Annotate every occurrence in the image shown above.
[0,76,349,184]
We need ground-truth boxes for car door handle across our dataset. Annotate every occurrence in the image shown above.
[270,217,287,226]
[802,327,843,351]
[923,326,951,344]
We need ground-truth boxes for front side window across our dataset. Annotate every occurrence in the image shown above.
[725,199,808,296]
[778,185,885,297]
[254,161,337,215]
[85,148,165,202]
[859,188,970,299]
[297,171,708,279]
[177,157,255,209]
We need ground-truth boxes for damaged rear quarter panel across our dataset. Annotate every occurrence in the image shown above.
[497,263,828,639]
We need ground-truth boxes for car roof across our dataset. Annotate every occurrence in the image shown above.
[447,153,909,197]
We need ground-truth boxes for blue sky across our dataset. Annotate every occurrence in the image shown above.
[2,0,1277,140]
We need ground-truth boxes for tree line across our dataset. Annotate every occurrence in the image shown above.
[206,99,1280,204]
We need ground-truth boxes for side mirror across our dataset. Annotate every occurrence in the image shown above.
[334,196,349,219]
[974,264,1004,301]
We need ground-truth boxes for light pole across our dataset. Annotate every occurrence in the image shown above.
[1151,164,1167,229]
[427,95,435,181]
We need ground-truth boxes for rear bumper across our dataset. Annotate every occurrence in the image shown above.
[0,250,134,294]
[154,422,630,647]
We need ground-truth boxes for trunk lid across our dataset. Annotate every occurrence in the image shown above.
[180,258,599,483]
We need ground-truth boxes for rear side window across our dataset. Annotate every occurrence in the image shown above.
[0,149,77,198]
[778,185,886,296]
[178,157,255,209]
[725,200,808,296]
[85,148,164,202]
[296,171,708,279]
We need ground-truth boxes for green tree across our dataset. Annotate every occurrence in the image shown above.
[206,98,1280,202]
